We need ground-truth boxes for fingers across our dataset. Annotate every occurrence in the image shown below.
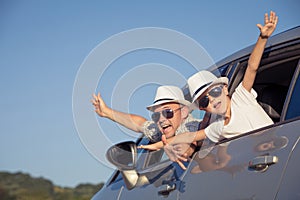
[91,94,100,107]
[264,12,269,24]
[256,23,263,31]
[91,92,104,108]
[176,154,188,162]
[93,93,101,101]
[176,160,187,170]
[137,145,144,149]
[265,11,278,26]
[273,12,278,26]
[270,11,275,23]
[173,143,192,155]
[269,11,278,25]
[162,134,168,146]
[137,145,159,151]
[138,144,146,149]
[91,93,99,104]
[274,15,278,26]
[270,11,277,24]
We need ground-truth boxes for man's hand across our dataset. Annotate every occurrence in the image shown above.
[138,141,163,151]
[91,93,108,117]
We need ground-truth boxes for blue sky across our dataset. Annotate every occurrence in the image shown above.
[0,1,299,187]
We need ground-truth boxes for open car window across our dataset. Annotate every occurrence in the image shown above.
[228,56,300,124]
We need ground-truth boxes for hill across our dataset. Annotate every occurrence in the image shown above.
[0,171,104,200]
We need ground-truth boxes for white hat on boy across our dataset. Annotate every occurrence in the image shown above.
[188,71,228,103]
[147,85,192,111]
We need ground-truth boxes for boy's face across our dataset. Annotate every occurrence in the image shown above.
[152,102,185,138]
[197,84,229,115]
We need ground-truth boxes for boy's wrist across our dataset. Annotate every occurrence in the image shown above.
[259,33,269,39]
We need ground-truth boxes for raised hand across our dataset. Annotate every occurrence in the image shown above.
[257,11,278,39]
[91,93,108,117]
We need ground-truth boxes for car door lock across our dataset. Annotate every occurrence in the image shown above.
[158,182,176,197]
[248,155,279,172]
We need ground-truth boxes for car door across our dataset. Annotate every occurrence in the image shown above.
[275,64,300,199]
[177,120,300,199]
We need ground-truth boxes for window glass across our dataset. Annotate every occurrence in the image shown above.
[212,64,229,77]
[227,62,238,80]
[192,109,205,120]
[136,138,170,169]
[285,72,300,120]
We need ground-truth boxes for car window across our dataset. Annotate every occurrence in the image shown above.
[212,64,230,77]
[254,58,299,122]
[135,137,174,170]
[226,62,238,80]
[285,63,300,120]
[228,56,299,123]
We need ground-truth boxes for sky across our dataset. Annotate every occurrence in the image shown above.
[0,0,299,188]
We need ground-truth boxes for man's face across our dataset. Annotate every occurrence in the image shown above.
[152,103,184,138]
[197,84,229,115]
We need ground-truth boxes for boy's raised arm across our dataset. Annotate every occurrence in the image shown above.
[242,11,278,92]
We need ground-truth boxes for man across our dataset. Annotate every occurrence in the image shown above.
[92,85,200,167]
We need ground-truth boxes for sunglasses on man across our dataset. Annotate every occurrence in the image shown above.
[197,85,224,108]
[151,107,182,123]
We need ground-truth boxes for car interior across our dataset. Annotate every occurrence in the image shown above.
[254,58,299,122]
[229,55,300,123]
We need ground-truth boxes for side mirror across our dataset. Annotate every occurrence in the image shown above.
[106,141,144,190]
[106,141,137,170]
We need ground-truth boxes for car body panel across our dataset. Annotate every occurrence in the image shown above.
[275,135,300,199]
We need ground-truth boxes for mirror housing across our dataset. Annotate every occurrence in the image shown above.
[106,141,137,170]
[106,141,144,190]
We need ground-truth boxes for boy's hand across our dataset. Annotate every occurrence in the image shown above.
[162,135,190,170]
[257,11,278,39]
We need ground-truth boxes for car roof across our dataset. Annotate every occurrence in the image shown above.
[209,26,300,71]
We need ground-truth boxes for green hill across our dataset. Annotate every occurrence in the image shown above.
[0,171,104,200]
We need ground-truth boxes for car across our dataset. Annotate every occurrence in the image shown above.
[92,26,300,200]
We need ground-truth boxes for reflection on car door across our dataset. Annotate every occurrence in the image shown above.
[117,160,185,200]
[178,121,300,199]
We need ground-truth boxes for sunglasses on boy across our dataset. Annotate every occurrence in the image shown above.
[197,85,224,108]
[151,107,182,123]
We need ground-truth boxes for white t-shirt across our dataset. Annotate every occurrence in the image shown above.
[205,83,274,143]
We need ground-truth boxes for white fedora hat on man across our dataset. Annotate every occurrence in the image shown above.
[147,85,192,111]
[188,71,228,103]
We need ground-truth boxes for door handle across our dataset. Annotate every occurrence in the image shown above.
[158,182,176,197]
[248,155,278,172]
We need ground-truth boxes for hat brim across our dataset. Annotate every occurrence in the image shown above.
[147,99,192,111]
[192,77,228,103]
